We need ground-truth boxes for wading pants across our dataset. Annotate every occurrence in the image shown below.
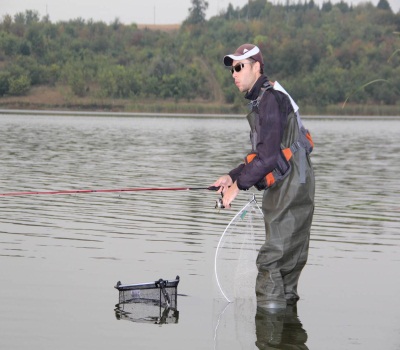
[256,149,315,309]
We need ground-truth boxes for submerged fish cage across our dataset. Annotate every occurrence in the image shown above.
[114,276,180,324]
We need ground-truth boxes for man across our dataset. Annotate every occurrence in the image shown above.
[212,44,315,309]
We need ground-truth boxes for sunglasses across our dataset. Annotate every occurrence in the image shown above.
[230,62,252,74]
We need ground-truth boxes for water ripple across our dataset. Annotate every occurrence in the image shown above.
[0,116,399,263]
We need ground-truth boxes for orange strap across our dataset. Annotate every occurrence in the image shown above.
[282,148,293,161]
[246,147,292,165]
[245,148,293,188]
[245,131,313,188]
[245,153,257,164]
[306,131,314,148]
[266,173,275,187]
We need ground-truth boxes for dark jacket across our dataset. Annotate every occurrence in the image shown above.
[228,76,294,190]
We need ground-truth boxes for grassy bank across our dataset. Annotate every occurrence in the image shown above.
[0,86,399,116]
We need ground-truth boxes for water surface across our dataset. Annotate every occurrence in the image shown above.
[0,114,399,349]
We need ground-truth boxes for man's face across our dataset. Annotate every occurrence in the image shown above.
[231,60,260,93]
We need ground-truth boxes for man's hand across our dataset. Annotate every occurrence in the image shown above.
[211,175,240,209]
[211,175,233,195]
[221,181,240,209]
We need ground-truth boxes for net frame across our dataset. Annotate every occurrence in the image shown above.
[115,276,180,309]
[214,195,265,303]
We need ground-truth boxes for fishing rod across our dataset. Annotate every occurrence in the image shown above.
[0,186,220,197]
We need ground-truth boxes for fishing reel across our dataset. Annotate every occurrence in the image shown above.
[215,198,225,209]
[214,187,232,210]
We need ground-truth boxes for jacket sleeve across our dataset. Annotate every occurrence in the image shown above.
[228,163,245,183]
[235,91,286,190]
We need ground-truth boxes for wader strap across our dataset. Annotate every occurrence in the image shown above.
[299,148,306,184]
[289,141,306,184]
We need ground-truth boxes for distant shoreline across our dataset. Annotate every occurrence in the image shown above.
[1,109,399,120]
[1,86,399,118]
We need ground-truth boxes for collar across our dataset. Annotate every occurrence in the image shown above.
[245,75,269,101]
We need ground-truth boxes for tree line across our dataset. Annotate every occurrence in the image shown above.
[0,0,399,111]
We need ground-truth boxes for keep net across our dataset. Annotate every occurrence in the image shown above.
[115,276,179,309]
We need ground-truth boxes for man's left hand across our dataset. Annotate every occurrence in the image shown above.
[222,181,240,209]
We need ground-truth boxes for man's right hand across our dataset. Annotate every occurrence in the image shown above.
[211,175,233,195]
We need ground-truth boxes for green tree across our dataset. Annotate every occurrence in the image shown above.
[224,4,237,20]
[26,24,46,57]
[98,65,137,98]
[185,0,209,24]
[0,71,11,96]
[377,0,392,12]
[0,32,19,55]
[8,75,31,95]
[2,15,12,33]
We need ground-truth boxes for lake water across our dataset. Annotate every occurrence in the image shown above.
[0,113,399,350]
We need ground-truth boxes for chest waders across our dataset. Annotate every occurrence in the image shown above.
[248,82,315,309]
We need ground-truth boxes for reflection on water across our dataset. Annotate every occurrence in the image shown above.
[255,305,307,349]
[115,302,180,325]
[0,114,399,350]
[213,299,308,350]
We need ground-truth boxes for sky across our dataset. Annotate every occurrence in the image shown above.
[1,0,399,25]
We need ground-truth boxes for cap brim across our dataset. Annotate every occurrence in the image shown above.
[223,46,261,66]
[223,56,234,67]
